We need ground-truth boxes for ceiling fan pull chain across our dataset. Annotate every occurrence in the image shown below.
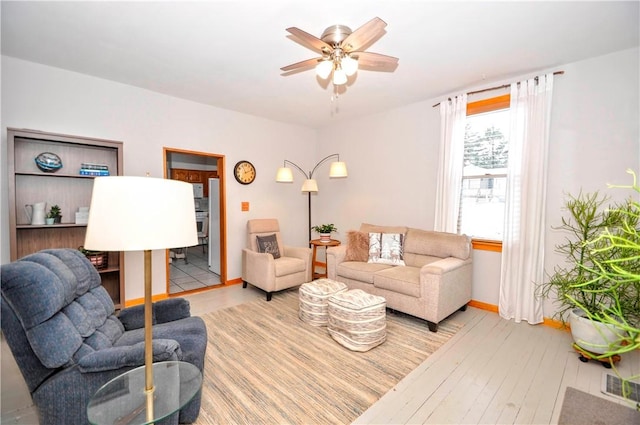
[330,86,340,116]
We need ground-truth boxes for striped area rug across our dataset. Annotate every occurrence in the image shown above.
[194,288,461,424]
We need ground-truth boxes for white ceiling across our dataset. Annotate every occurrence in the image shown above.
[2,1,638,129]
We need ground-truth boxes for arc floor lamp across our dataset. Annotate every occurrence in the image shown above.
[276,154,348,241]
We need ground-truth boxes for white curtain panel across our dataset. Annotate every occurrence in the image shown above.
[499,73,554,324]
[435,94,467,233]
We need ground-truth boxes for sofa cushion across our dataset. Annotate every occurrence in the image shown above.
[403,253,443,268]
[2,251,103,328]
[246,219,285,255]
[0,250,120,369]
[344,231,369,262]
[274,256,306,277]
[360,223,408,235]
[404,228,471,260]
[367,232,406,266]
[373,266,421,298]
[256,234,281,259]
[337,262,393,284]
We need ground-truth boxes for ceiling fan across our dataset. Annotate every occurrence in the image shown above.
[281,17,398,87]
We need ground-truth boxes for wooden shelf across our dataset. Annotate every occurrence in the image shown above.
[15,171,99,179]
[17,223,87,229]
[8,128,125,307]
[96,267,121,275]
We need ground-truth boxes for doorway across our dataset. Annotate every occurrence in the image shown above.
[163,148,227,294]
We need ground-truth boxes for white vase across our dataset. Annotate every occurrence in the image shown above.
[320,233,331,242]
[569,308,626,354]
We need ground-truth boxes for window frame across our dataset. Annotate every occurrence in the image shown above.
[463,94,510,252]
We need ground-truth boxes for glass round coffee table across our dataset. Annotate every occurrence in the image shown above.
[87,361,202,425]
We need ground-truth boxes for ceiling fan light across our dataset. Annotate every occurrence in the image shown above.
[342,55,358,76]
[333,68,347,85]
[315,60,333,79]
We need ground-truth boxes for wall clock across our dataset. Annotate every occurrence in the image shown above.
[233,160,256,185]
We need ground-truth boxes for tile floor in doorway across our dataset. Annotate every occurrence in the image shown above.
[169,246,221,293]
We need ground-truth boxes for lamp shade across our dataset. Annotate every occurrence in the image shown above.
[84,176,198,251]
[276,167,294,182]
[301,179,319,193]
[329,161,348,178]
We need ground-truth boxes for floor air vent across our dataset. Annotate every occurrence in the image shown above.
[601,373,640,403]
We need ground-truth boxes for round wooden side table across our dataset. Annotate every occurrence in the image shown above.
[309,238,341,279]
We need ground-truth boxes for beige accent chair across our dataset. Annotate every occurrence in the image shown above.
[242,219,312,301]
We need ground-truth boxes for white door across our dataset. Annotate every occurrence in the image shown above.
[208,178,221,274]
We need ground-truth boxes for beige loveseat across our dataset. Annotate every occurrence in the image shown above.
[326,223,472,332]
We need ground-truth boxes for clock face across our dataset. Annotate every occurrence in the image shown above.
[234,160,256,185]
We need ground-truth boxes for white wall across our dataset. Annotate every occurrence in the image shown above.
[542,47,640,317]
[2,47,638,313]
[317,47,640,317]
[1,56,317,300]
[313,102,440,231]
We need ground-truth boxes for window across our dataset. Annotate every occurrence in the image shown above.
[459,94,510,244]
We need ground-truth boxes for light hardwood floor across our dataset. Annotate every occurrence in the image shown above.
[356,306,639,424]
[2,284,638,424]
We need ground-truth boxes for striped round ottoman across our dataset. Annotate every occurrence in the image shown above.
[299,279,348,326]
[328,289,387,352]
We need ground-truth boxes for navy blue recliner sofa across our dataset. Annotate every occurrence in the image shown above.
[1,249,207,424]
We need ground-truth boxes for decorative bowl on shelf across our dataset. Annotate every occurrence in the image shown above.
[34,152,63,172]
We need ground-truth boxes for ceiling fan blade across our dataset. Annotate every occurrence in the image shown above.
[341,17,387,52]
[286,27,332,54]
[280,57,322,72]
[353,51,399,68]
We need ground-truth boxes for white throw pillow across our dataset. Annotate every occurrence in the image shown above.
[367,232,405,266]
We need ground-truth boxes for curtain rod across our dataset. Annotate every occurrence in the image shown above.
[432,70,564,108]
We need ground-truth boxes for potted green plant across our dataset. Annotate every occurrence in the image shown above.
[311,223,338,242]
[540,188,637,354]
[47,204,62,224]
[578,170,640,407]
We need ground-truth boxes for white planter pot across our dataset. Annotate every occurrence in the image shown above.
[569,308,625,355]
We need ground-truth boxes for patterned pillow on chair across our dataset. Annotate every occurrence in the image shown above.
[256,234,281,259]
